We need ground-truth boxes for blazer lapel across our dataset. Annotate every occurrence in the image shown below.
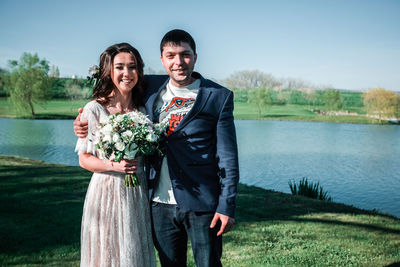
[171,87,212,133]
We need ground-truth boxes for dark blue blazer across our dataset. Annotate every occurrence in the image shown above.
[144,72,239,218]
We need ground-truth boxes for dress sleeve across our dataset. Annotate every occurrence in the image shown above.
[74,101,100,156]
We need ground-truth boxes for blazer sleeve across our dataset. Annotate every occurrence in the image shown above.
[215,91,239,218]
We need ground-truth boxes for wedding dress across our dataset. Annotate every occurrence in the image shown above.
[75,100,156,267]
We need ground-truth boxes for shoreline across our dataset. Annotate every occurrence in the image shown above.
[1,114,398,125]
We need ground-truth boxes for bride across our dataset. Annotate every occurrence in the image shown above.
[75,43,156,267]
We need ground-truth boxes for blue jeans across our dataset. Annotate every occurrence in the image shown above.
[151,202,222,267]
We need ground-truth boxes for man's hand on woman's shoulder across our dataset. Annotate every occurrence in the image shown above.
[74,108,89,138]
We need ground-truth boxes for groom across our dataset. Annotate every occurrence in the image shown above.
[74,29,239,267]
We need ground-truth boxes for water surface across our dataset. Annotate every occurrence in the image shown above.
[1,118,399,217]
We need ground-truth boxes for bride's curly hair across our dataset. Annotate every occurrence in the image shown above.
[93,43,145,108]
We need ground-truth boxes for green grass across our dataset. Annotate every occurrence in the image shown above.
[0,98,87,119]
[0,97,390,124]
[1,155,399,266]
[233,102,385,124]
[0,155,89,266]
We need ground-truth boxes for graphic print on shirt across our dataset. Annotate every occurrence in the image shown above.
[157,97,196,136]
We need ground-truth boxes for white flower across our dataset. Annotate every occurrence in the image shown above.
[89,65,99,76]
[131,112,151,125]
[115,141,125,151]
[121,130,133,141]
[112,133,121,142]
[146,132,158,142]
[116,114,124,123]
[101,124,113,135]
[95,111,168,175]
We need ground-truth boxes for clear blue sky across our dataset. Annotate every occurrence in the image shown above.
[1,0,399,91]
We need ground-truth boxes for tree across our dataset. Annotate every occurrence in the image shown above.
[288,89,307,105]
[231,87,248,103]
[65,80,91,110]
[301,89,317,108]
[363,88,399,122]
[6,53,51,115]
[323,89,342,111]
[225,70,281,90]
[281,77,309,90]
[49,65,60,78]
[248,88,273,118]
[0,68,9,97]
[315,90,326,106]
[276,89,290,105]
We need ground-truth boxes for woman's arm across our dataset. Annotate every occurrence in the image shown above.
[79,153,138,174]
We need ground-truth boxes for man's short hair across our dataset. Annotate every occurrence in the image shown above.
[160,29,196,55]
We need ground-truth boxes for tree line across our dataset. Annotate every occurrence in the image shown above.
[224,70,400,121]
[0,53,91,115]
[1,53,399,120]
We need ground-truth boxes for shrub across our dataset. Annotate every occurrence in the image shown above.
[289,177,332,201]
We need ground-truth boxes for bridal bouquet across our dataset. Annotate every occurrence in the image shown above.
[94,111,168,187]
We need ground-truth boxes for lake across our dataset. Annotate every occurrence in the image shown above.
[1,118,399,218]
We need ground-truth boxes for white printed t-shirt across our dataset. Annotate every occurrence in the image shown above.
[152,79,200,204]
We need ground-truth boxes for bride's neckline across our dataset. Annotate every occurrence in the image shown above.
[93,100,136,115]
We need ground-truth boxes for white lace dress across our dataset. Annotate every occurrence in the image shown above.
[75,100,156,267]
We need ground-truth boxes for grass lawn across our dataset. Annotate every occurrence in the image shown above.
[0,98,87,119]
[0,97,389,124]
[1,155,399,266]
[233,102,384,124]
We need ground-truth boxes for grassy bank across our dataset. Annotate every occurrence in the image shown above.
[1,155,399,266]
[0,98,87,119]
[0,97,389,124]
[233,102,385,124]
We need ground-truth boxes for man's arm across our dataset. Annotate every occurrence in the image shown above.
[74,108,89,138]
[210,90,239,235]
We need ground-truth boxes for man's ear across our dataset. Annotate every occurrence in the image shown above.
[160,55,165,67]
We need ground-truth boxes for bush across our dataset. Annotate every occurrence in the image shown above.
[324,89,342,111]
[50,77,92,99]
[288,177,332,201]
[232,88,248,102]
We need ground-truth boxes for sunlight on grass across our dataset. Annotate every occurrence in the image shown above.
[1,155,399,266]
